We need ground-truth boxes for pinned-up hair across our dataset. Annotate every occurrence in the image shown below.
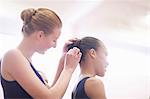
[21,8,62,36]
[67,36,106,63]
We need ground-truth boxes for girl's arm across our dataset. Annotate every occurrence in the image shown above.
[1,48,81,99]
[51,53,65,87]
[51,38,78,87]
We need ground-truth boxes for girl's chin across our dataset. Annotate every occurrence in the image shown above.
[97,72,105,77]
[41,52,45,54]
[38,50,46,54]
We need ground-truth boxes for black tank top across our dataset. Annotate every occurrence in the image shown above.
[1,62,45,99]
[72,77,90,99]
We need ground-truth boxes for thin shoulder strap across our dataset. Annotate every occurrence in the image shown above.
[28,61,45,84]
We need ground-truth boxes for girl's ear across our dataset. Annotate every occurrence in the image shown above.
[36,31,45,40]
[89,49,96,59]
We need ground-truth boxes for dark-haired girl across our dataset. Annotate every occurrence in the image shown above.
[69,37,108,99]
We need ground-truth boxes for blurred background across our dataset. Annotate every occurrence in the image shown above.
[0,0,150,99]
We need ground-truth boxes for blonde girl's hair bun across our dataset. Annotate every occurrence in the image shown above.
[21,8,37,25]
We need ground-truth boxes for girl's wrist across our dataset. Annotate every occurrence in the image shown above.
[63,66,74,74]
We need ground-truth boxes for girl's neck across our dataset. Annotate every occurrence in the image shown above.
[80,62,96,79]
[17,38,35,60]
[80,71,96,79]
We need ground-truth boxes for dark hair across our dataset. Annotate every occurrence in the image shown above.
[21,8,62,36]
[67,37,105,63]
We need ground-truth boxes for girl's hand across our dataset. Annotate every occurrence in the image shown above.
[64,47,82,73]
[62,38,78,53]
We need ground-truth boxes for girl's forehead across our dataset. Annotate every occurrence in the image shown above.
[48,28,61,38]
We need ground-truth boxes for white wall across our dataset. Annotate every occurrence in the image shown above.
[104,47,149,99]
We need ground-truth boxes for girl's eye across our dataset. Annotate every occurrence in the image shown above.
[53,40,56,42]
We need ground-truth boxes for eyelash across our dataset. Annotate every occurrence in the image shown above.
[53,40,56,42]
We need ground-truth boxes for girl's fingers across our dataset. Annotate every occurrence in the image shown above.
[72,47,80,56]
[68,38,78,42]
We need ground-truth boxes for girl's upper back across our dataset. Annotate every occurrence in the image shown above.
[72,77,90,99]
[72,76,106,99]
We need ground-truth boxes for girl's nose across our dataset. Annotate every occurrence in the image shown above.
[53,42,57,48]
[105,62,109,68]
